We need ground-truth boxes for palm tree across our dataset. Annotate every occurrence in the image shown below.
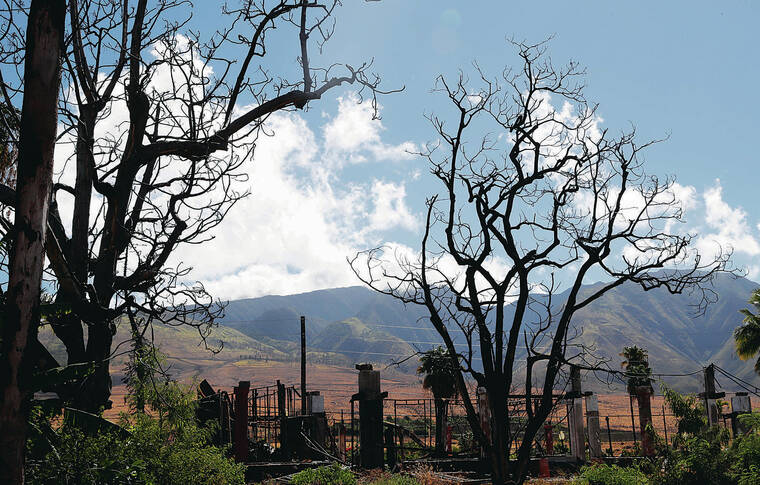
[620,345,653,394]
[417,346,459,456]
[621,345,655,454]
[736,289,760,374]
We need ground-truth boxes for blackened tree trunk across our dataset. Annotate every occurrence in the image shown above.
[433,397,448,455]
[0,1,65,483]
[351,40,729,485]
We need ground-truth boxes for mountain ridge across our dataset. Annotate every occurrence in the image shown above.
[214,274,760,391]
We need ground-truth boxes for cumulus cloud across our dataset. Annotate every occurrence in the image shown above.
[322,93,416,166]
[173,99,420,299]
[695,179,760,260]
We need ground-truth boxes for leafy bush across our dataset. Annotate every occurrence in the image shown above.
[364,472,421,485]
[731,414,760,485]
[644,387,760,485]
[25,381,245,485]
[290,463,356,485]
[661,387,706,437]
[573,390,760,485]
[573,463,649,485]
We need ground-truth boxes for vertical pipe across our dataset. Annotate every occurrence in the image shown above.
[605,416,613,455]
[301,316,307,416]
[662,405,668,444]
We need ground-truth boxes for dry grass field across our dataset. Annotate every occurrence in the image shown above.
[106,357,760,444]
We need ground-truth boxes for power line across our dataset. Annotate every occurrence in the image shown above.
[308,347,484,361]
[713,365,760,398]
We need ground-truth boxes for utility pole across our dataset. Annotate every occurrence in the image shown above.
[301,315,306,416]
[703,364,723,426]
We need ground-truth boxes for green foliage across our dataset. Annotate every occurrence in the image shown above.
[417,346,459,400]
[643,388,760,485]
[621,345,653,394]
[736,288,760,374]
[573,463,649,485]
[593,390,760,485]
[25,380,245,485]
[662,386,706,436]
[365,474,421,485]
[732,413,760,485]
[290,464,356,485]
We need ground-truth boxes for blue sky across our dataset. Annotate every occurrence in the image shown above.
[172,1,760,298]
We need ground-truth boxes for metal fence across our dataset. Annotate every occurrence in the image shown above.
[239,382,755,462]
[249,382,302,450]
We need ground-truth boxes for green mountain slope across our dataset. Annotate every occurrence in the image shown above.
[38,275,760,393]
[310,317,416,371]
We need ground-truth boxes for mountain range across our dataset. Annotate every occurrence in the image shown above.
[37,273,760,393]
[211,273,760,392]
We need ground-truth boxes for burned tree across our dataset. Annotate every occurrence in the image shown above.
[352,41,727,485]
[0,1,65,483]
[0,0,392,413]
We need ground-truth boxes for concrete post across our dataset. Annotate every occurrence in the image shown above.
[354,364,386,469]
[585,394,602,458]
[233,380,250,462]
[567,366,585,461]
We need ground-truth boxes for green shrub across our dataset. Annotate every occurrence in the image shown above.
[25,381,245,485]
[731,414,760,485]
[573,463,649,485]
[366,473,421,485]
[290,463,356,485]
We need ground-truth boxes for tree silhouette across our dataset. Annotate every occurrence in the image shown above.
[352,40,728,484]
[0,0,395,413]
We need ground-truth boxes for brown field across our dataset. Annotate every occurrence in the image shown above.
[106,359,760,440]
[105,361,424,420]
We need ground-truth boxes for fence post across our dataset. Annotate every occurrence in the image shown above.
[543,421,553,455]
[477,387,491,461]
[277,380,287,457]
[731,392,752,436]
[635,386,654,456]
[353,363,386,469]
[703,364,722,427]
[567,366,585,461]
[233,381,250,463]
[350,400,355,466]
[585,393,602,458]
[301,315,307,416]
[385,425,397,470]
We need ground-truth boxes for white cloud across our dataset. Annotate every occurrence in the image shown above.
[368,180,418,233]
[696,179,760,259]
[322,93,416,166]
[173,104,420,299]
[50,35,421,301]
